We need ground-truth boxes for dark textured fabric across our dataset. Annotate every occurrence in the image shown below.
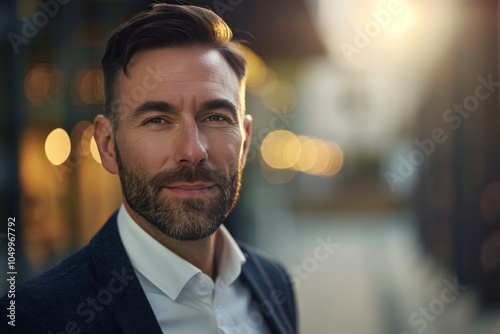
[1,211,297,334]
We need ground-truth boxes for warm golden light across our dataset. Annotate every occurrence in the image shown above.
[72,69,104,105]
[71,120,92,155]
[80,124,101,164]
[241,46,268,88]
[260,132,344,178]
[261,130,300,169]
[24,65,68,106]
[90,136,101,164]
[292,136,318,172]
[323,142,344,176]
[80,124,94,157]
[305,139,331,175]
[375,0,413,36]
[24,64,50,106]
[45,128,71,166]
[249,69,278,96]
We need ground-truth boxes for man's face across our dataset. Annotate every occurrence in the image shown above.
[97,46,251,241]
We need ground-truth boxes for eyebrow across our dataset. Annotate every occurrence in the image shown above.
[131,99,239,120]
[132,101,175,119]
[200,99,239,120]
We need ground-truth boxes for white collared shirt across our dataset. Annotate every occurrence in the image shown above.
[117,205,271,334]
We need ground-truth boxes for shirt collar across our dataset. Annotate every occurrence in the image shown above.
[117,204,246,300]
[214,221,246,287]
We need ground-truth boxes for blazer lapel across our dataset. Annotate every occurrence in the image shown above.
[87,212,163,334]
[240,248,296,334]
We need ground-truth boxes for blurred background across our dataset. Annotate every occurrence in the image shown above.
[1,0,499,333]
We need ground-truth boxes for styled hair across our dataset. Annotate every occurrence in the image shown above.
[101,3,247,127]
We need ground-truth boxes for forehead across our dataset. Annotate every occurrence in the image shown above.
[115,46,242,109]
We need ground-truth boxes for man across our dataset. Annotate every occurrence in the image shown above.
[0,4,297,334]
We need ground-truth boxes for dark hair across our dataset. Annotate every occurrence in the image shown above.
[101,3,247,127]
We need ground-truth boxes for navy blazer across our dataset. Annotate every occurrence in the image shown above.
[1,212,297,334]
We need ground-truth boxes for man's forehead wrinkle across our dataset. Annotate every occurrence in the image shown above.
[155,67,238,82]
[114,47,244,117]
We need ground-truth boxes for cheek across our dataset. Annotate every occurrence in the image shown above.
[206,131,244,166]
[118,131,172,170]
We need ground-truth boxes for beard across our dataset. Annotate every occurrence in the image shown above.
[115,147,243,241]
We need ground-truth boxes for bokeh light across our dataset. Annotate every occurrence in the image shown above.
[374,0,413,36]
[304,139,331,175]
[323,142,344,176]
[45,128,71,166]
[249,68,278,96]
[261,130,301,169]
[260,130,344,182]
[71,69,104,105]
[81,124,102,164]
[71,120,92,156]
[292,136,318,172]
[241,45,268,88]
[24,65,68,106]
[90,136,101,164]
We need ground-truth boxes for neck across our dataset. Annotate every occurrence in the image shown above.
[124,203,218,280]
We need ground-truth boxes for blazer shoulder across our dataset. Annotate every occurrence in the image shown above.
[1,246,94,331]
[238,241,289,274]
[18,245,92,295]
[237,241,298,333]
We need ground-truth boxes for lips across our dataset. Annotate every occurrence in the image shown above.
[163,182,216,197]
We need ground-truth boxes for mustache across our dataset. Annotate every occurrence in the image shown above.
[150,164,227,187]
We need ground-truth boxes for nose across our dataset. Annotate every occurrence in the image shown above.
[174,120,208,166]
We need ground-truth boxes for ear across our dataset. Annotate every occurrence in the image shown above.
[93,115,119,174]
[240,114,253,167]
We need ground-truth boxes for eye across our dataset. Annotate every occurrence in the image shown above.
[204,115,228,122]
[145,118,166,125]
